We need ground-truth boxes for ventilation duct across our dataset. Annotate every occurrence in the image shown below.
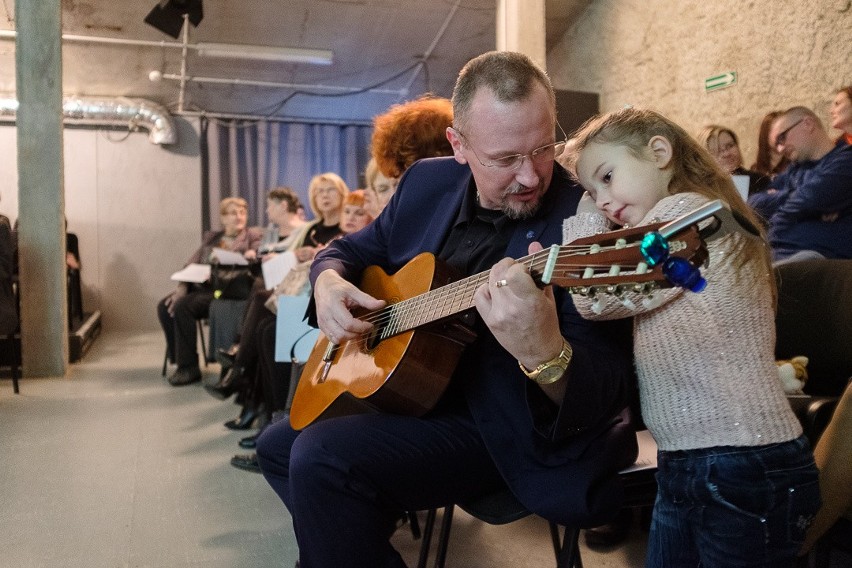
[0,95,177,145]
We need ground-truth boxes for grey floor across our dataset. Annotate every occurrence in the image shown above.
[0,331,647,568]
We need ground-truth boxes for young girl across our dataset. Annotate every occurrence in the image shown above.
[563,107,820,567]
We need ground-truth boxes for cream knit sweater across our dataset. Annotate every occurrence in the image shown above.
[563,192,802,451]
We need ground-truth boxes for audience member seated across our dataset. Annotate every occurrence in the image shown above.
[231,96,455,473]
[747,106,852,262]
[830,85,852,146]
[363,94,454,218]
[206,187,307,360]
[751,110,790,178]
[157,197,263,386]
[255,187,308,259]
[696,124,770,198]
[12,218,87,330]
[226,190,371,469]
[362,160,396,219]
[207,174,348,429]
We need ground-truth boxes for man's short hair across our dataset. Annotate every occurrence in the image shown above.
[267,186,302,213]
[781,105,823,129]
[451,51,556,133]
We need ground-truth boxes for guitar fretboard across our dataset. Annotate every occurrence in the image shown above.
[366,248,581,340]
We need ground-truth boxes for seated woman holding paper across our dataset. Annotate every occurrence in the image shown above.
[157,197,263,387]
[204,175,348,427]
[229,190,372,460]
[697,124,770,198]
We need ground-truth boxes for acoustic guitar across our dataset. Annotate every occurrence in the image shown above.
[289,199,744,430]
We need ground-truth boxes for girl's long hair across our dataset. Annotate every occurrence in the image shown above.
[566,107,775,299]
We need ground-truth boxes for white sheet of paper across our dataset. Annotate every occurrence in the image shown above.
[211,247,249,265]
[732,174,750,201]
[170,263,211,283]
[261,251,298,290]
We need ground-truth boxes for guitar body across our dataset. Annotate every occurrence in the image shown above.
[289,253,477,430]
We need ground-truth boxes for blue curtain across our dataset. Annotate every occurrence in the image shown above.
[201,118,372,229]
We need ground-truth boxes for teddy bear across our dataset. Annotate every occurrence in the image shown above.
[776,355,809,395]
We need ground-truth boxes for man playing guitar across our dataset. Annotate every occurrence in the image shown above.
[256,51,638,568]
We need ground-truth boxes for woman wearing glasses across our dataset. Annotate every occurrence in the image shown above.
[696,125,770,198]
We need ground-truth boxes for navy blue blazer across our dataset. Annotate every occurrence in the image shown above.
[310,157,637,526]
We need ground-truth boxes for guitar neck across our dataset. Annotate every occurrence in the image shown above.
[368,251,551,340]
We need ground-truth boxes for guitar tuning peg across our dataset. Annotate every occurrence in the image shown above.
[619,296,636,310]
[591,296,605,314]
[642,294,663,310]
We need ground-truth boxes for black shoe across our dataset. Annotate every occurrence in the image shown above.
[167,365,202,386]
[583,509,632,548]
[238,417,271,449]
[204,366,244,400]
[231,453,261,473]
[239,433,258,449]
[224,405,259,430]
[216,344,239,367]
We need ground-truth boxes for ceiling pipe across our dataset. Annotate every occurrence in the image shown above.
[0,29,333,64]
[0,95,178,145]
[159,72,406,96]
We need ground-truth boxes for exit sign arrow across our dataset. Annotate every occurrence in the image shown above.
[705,71,737,92]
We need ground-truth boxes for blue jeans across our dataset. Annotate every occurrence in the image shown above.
[646,435,819,567]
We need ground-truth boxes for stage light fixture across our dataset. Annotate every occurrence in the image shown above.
[144,0,203,39]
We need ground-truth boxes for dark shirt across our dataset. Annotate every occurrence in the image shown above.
[305,222,341,247]
[748,143,852,260]
[439,187,513,275]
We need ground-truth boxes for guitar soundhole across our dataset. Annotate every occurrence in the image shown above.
[365,326,383,351]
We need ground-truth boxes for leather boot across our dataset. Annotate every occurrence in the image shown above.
[224,403,260,430]
[204,365,244,400]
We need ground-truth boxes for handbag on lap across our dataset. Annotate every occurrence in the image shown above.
[210,263,255,300]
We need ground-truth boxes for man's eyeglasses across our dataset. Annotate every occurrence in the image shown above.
[774,118,804,148]
[453,123,568,171]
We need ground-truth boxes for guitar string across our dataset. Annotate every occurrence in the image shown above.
[352,251,648,335]
[337,241,655,350]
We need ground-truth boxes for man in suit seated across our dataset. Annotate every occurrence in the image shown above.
[255,51,637,568]
[748,105,852,263]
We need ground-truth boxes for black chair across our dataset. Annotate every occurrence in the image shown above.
[774,259,852,400]
[773,260,852,567]
[417,429,658,568]
[0,223,19,393]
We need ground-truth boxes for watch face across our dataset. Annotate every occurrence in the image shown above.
[536,366,565,384]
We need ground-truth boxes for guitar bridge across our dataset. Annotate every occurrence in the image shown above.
[318,342,339,384]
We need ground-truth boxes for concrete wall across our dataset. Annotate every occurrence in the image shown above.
[0,119,201,332]
[548,0,852,164]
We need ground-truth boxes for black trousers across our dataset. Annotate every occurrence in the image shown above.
[256,407,507,568]
[258,314,293,412]
[156,286,213,368]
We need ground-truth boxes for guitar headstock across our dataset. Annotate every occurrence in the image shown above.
[543,221,708,299]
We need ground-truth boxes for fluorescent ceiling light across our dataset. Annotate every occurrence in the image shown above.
[195,42,333,65]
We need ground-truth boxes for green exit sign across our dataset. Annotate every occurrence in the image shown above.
[705,72,737,92]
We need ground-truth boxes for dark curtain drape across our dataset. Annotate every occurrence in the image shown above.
[200,118,372,229]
